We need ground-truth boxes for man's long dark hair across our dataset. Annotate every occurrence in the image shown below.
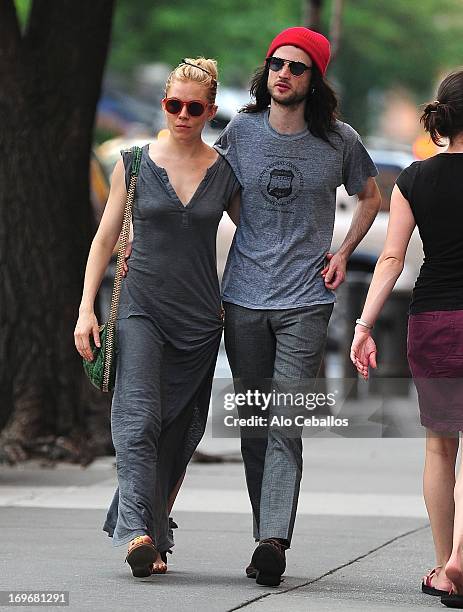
[242,61,340,144]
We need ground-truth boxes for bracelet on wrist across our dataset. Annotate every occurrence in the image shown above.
[355,318,373,330]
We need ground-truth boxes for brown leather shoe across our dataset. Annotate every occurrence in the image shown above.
[125,535,157,577]
[251,538,287,587]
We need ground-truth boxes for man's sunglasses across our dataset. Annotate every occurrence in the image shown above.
[266,57,312,77]
[162,97,209,117]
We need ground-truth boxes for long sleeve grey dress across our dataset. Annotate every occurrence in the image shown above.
[103,144,240,552]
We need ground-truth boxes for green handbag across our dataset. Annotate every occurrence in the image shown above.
[83,146,142,392]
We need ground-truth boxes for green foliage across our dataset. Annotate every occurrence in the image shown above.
[110,0,301,86]
[108,0,463,132]
[93,125,120,145]
[328,0,463,130]
[13,0,32,30]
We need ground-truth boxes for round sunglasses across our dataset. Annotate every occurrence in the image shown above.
[162,97,209,117]
[266,56,312,77]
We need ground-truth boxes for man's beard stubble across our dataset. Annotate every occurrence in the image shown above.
[269,87,307,109]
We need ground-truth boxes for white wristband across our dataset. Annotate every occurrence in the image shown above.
[355,318,373,330]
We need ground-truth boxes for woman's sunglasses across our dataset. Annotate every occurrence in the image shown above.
[266,57,312,77]
[163,97,209,117]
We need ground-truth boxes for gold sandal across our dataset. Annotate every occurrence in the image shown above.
[125,535,157,578]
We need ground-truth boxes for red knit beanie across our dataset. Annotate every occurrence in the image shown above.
[266,27,331,76]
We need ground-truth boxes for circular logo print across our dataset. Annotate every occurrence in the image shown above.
[258,161,303,206]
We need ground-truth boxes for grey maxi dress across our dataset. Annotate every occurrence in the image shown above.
[103,144,240,551]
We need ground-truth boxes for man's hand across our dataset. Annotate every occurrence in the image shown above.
[122,241,132,277]
[321,251,347,290]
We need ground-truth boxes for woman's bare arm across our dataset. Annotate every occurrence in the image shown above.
[350,185,416,378]
[79,159,127,313]
[357,184,416,327]
[74,159,127,361]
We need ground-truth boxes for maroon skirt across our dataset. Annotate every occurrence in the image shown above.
[408,309,463,432]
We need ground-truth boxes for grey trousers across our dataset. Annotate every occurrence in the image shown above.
[223,301,333,545]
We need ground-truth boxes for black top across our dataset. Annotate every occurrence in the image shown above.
[396,153,463,314]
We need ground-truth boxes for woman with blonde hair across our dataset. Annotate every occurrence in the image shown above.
[74,57,240,577]
[350,69,463,607]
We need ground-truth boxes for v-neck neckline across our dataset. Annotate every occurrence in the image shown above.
[145,143,221,209]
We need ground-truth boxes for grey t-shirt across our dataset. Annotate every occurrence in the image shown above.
[214,110,378,309]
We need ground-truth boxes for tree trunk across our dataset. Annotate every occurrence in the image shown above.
[302,0,323,31]
[301,0,344,64]
[0,0,115,464]
[329,0,344,61]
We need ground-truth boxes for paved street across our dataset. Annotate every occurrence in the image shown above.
[0,432,441,612]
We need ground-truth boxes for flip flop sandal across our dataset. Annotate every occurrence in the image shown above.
[125,535,157,578]
[422,566,449,596]
[441,589,463,608]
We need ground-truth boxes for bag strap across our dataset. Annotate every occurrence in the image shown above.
[101,145,142,392]
[106,145,142,330]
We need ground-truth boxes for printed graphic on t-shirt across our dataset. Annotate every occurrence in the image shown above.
[258,160,304,209]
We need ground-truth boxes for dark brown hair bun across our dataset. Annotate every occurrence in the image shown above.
[420,69,463,146]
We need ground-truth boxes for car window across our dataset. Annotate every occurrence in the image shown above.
[375,163,403,212]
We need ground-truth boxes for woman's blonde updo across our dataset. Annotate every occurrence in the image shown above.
[165,57,218,104]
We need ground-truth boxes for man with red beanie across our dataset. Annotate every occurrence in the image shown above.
[215,26,380,586]
[267,26,331,76]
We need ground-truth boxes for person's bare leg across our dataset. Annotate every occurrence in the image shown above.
[152,470,187,573]
[445,434,463,592]
[423,429,458,591]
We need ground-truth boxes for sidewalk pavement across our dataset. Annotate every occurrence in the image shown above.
[0,436,440,612]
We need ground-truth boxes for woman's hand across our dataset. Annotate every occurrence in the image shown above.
[74,311,101,362]
[350,327,378,380]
